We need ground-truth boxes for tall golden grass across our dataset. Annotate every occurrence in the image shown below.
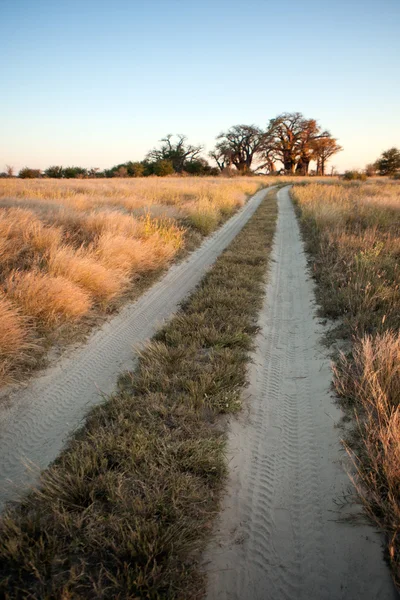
[293,180,400,588]
[0,177,267,386]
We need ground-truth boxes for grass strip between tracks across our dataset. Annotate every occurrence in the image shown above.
[0,188,278,599]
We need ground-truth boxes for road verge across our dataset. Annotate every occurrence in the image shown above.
[0,189,278,598]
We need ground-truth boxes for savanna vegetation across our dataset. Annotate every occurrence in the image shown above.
[292,180,400,588]
[1,112,344,179]
[0,189,278,599]
[0,177,267,387]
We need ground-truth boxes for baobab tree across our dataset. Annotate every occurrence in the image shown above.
[209,146,233,171]
[211,125,266,173]
[263,112,341,175]
[312,137,342,175]
[266,112,307,174]
[296,119,331,175]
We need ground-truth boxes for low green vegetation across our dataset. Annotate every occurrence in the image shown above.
[0,189,277,599]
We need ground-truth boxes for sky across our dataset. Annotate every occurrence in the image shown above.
[1,0,399,173]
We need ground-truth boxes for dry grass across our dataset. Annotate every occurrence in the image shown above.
[292,180,400,588]
[0,189,278,599]
[48,247,128,304]
[6,271,92,326]
[333,332,400,586]
[0,297,34,383]
[0,177,270,387]
[292,182,400,336]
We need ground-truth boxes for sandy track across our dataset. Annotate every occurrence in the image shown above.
[204,187,397,599]
[0,186,272,510]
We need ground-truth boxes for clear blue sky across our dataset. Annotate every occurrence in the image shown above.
[1,0,399,173]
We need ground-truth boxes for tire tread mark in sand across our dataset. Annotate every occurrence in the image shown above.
[204,187,396,600]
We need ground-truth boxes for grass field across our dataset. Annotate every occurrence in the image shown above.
[292,180,400,587]
[0,177,268,387]
[0,188,277,599]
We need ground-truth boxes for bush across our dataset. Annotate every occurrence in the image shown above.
[151,159,174,176]
[126,161,145,177]
[19,167,42,179]
[45,165,64,178]
[343,170,367,181]
[114,166,128,177]
[63,166,88,179]
[184,159,217,176]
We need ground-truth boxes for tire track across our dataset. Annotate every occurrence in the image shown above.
[204,186,397,600]
[0,186,273,511]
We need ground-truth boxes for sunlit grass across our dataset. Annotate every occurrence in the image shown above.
[0,176,268,386]
[293,180,400,589]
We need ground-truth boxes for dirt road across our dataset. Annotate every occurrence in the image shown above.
[204,187,397,599]
[0,186,273,510]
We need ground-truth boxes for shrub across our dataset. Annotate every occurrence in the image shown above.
[365,163,377,177]
[151,159,174,176]
[343,170,367,181]
[19,167,42,179]
[186,201,220,235]
[63,166,88,179]
[126,161,145,177]
[114,166,128,177]
[45,166,64,178]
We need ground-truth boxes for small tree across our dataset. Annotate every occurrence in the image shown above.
[19,167,42,178]
[45,165,64,178]
[375,147,400,176]
[5,165,14,177]
[365,163,377,177]
[147,135,203,173]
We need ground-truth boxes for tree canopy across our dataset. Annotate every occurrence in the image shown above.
[375,147,400,176]
[146,134,203,173]
[209,113,342,175]
[212,125,266,173]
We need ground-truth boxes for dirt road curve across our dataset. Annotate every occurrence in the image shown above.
[204,187,397,600]
[0,186,273,511]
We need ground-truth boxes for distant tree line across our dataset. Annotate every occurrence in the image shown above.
[13,112,400,180]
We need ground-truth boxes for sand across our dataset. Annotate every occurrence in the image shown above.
[204,187,397,600]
